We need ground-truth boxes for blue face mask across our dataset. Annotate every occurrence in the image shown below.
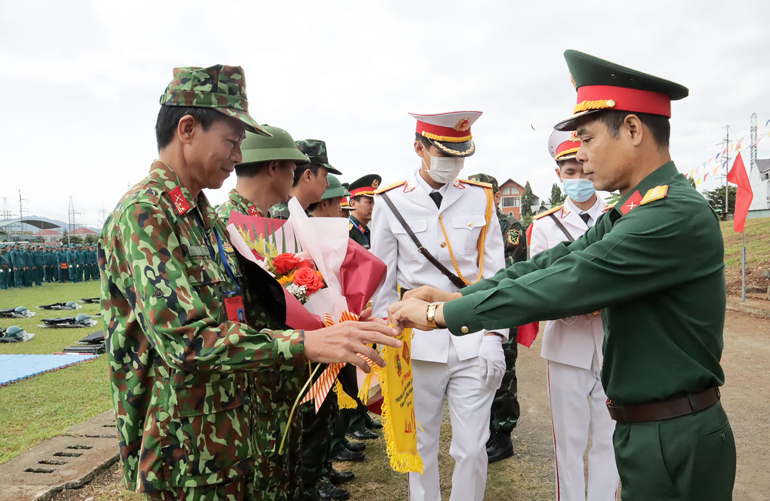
[562,178,596,203]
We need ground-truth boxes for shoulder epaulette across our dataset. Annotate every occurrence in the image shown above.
[603,203,615,212]
[533,205,562,220]
[374,180,406,195]
[460,179,493,190]
[640,185,669,206]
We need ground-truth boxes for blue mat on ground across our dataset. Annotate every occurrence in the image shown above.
[0,354,99,387]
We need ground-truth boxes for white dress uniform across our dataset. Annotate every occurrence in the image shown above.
[529,196,619,501]
[371,170,508,501]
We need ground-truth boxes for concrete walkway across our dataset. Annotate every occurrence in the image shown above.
[0,411,118,501]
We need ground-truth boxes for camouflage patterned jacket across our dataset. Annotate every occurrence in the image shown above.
[497,209,527,267]
[218,194,307,501]
[268,201,289,220]
[99,161,306,494]
[217,189,265,220]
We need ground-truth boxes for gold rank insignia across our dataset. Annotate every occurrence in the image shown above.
[349,222,354,231]
[507,229,521,245]
[223,241,234,253]
[640,185,669,206]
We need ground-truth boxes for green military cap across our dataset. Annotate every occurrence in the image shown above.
[296,139,342,175]
[159,65,270,137]
[238,125,310,166]
[349,174,382,198]
[555,50,689,131]
[322,174,349,200]
[468,173,499,192]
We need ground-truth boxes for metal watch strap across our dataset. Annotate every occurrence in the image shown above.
[426,302,440,329]
[380,192,467,289]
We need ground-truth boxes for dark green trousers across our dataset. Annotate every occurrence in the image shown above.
[613,402,735,501]
[489,334,520,435]
[300,367,338,496]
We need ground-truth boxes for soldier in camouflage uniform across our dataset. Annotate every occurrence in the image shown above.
[268,140,341,220]
[100,65,400,501]
[217,125,312,501]
[469,173,527,463]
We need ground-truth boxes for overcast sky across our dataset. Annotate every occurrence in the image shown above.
[2,0,769,228]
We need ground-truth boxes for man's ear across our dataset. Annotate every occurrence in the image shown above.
[555,167,563,183]
[177,115,197,145]
[267,160,280,178]
[302,168,314,183]
[624,114,644,147]
[414,141,425,157]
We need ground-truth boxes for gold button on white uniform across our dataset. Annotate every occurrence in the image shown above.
[461,326,469,334]
[440,242,447,248]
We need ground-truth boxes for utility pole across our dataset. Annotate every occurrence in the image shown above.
[68,197,75,246]
[750,113,758,174]
[724,126,730,216]
[18,190,28,236]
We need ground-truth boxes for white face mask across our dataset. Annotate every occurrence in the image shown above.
[422,151,465,184]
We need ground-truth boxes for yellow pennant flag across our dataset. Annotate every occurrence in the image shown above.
[374,328,424,473]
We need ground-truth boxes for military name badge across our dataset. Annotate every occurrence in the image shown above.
[169,186,191,215]
[507,228,521,245]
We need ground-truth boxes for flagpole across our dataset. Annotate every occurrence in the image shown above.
[742,231,746,302]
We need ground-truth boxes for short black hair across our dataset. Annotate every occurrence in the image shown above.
[234,161,270,178]
[293,164,322,187]
[155,106,228,151]
[596,110,670,149]
[415,133,431,148]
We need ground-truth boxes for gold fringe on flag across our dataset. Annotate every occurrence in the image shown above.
[335,380,358,409]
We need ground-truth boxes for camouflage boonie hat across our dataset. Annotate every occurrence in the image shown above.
[468,173,499,192]
[296,139,342,175]
[159,65,270,137]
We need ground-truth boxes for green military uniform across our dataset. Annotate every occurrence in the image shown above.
[34,245,44,286]
[468,173,527,458]
[443,51,735,501]
[216,124,311,501]
[10,245,23,287]
[57,246,68,282]
[268,201,290,220]
[0,246,9,290]
[67,245,77,283]
[100,65,306,501]
[347,216,369,249]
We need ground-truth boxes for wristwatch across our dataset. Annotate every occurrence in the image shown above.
[426,302,441,330]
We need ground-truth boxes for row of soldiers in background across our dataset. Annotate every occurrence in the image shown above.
[0,243,99,290]
[216,127,527,500]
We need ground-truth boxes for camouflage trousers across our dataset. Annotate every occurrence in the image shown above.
[490,334,520,435]
[144,477,255,501]
[252,366,306,501]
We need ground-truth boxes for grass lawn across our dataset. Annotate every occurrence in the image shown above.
[721,218,770,295]
[0,281,111,464]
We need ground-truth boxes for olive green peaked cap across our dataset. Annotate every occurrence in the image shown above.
[555,50,689,131]
[159,65,270,137]
[296,139,342,175]
[238,126,310,165]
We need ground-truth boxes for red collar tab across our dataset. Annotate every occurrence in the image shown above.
[575,85,671,117]
[169,186,192,215]
[248,205,260,216]
[619,191,643,215]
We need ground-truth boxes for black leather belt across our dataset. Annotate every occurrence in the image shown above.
[607,387,720,423]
